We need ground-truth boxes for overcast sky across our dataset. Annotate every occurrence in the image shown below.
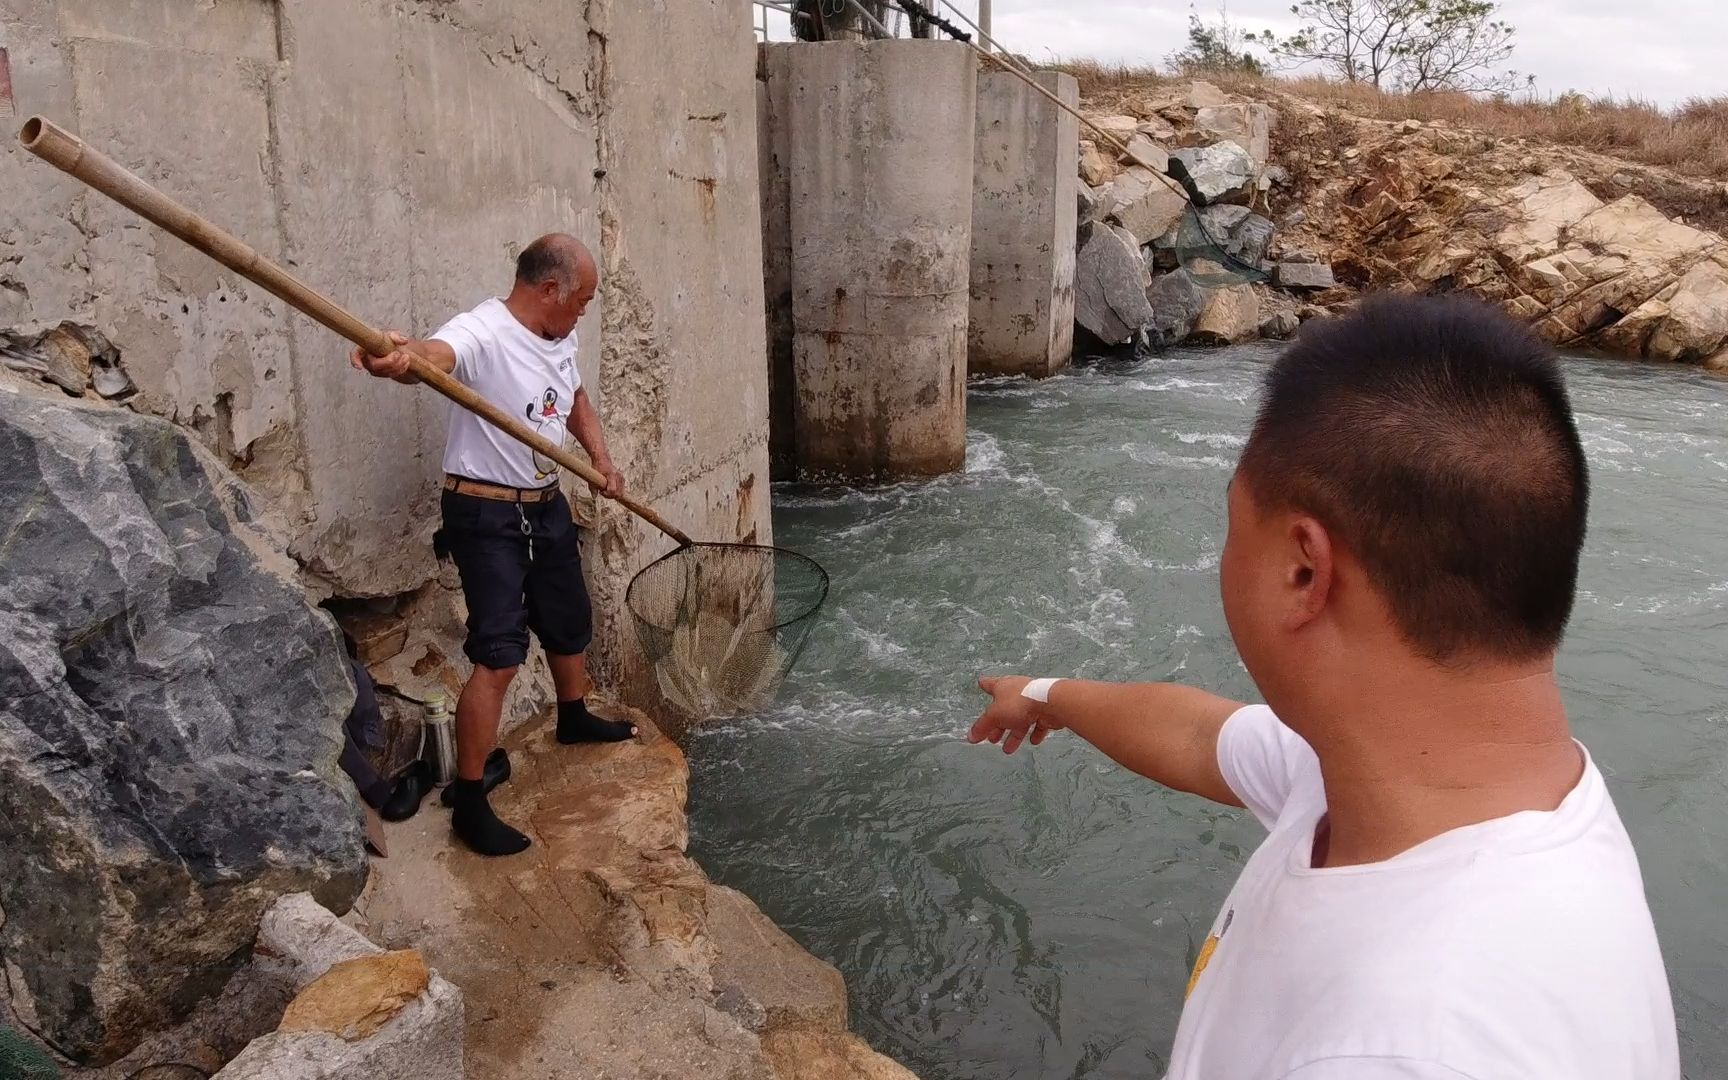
[759,2,1728,106]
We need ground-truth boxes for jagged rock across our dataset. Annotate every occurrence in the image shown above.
[1076,223,1155,346]
[1260,311,1302,340]
[278,951,430,1042]
[1140,269,1209,353]
[1570,195,1719,263]
[1646,262,1728,362]
[1077,182,1104,225]
[1276,263,1337,290]
[0,282,27,325]
[1104,167,1188,247]
[1091,115,1141,138]
[1078,142,1113,187]
[1159,206,1273,269]
[1153,205,1244,253]
[763,1027,920,1080]
[1263,164,1291,187]
[1121,134,1169,173]
[0,322,130,398]
[1170,141,1257,206]
[1523,255,1576,291]
[1232,214,1276,268]
[1195,103,1275,164]
[224,898,465,1080]
[1188,285,1262,346]
[1598,299,1671,356]
[1136,117,1178,141]
[708,886,848,1033]
[1494,173,1605,261]
[1187,80,1228,109]
[213,978,463,1080]
[0,380,367,1064]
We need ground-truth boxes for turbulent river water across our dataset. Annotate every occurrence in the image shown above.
[686,345,1728,1080]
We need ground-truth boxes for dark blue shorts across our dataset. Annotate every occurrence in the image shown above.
[439,488,593,669]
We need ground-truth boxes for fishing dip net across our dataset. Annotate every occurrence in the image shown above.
[626,543,830,719]
[0,1025,60,1080]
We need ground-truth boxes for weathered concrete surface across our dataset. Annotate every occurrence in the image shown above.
[0,0,773,723]
[354,704,915,1079]
[580,1,775,714]
[969,70,1078,378]
[786,40,975,479]
[759,43,798,478]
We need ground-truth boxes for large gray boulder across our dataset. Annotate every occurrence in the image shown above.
[1194,103,1275,164]
[1188,284,1263,346]
[0,378,367,1065]
[1139,270,1209,354]
[1151,205,1274,275]
[1170,141,1257,206]
[1075,226,1154,346]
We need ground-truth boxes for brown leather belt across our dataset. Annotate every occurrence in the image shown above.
[443,475,559,503]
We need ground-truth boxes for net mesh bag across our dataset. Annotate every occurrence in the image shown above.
[626,543,829,719]
[0,1026,61,1080]
[1171,204,1272,288]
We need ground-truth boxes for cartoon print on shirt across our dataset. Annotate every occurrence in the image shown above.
[525,386,563,481]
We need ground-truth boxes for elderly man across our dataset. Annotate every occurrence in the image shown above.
[354,233,635,857]
[972,295,1678,1078]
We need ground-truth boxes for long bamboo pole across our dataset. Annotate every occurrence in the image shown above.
[17,115,692,547]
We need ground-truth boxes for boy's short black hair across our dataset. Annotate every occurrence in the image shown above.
[1237,293,1590,662]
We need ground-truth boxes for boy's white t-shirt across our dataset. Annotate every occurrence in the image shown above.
[431,297,581,489]
[1168,705,1679,1080]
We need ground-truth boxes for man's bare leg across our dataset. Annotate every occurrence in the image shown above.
[456,663,516,779]
[548,651,637,742]
[449,663,531,856]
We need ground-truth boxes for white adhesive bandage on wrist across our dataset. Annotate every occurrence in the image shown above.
[1021,678,1063,704]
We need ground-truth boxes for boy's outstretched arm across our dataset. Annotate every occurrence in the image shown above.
[970,676,1246,807]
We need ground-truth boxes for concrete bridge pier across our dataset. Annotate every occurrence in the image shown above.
[785,40,976,481]
[970,70,1079,377]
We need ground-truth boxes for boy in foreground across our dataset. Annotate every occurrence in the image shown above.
[972,295,1679,1079]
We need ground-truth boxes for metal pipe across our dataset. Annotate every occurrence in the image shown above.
[977,0,991,52]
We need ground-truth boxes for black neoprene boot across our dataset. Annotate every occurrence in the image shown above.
[449,778,531,857]
[556,698,637,744]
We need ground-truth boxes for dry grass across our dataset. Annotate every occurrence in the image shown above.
[1052,61,1728,183]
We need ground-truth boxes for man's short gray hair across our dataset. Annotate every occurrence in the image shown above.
[516,235,577,301]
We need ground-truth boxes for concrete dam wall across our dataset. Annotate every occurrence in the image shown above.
[758,40,1080,481]
[0,0,773,709]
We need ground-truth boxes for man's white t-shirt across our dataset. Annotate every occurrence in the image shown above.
[1168,705,1679,1080]
[431,298,580,490]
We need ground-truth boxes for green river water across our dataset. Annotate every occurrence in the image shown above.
[686,345,1728,1080]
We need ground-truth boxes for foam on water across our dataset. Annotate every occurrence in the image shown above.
[690,348,1728,1080]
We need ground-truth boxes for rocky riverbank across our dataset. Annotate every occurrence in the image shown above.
[0,370,913,1079]
[1074,77,1728,371]
[354,706,915,1080]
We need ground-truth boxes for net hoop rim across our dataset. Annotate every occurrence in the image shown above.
[624,541,831,635]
